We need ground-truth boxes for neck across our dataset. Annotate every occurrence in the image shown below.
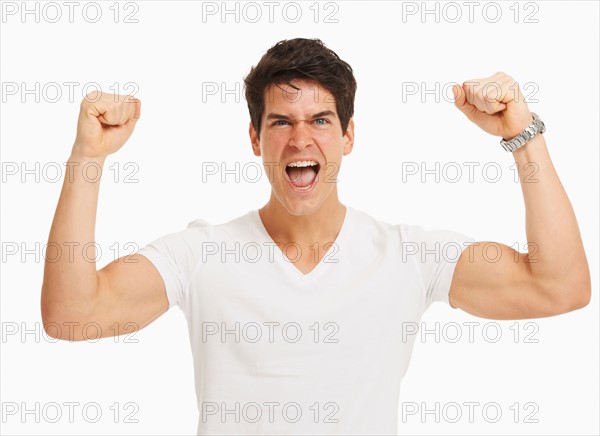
[258,192,347,246]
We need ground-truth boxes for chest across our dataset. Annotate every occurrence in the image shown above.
[184,255,425,359]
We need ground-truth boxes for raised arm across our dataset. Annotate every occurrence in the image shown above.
[41,91,169,341]
[448,73,591,320]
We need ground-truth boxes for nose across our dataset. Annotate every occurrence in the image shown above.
[288,120,313,150]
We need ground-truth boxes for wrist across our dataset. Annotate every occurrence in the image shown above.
[500,112,546,153]
[69,144,108,165]
[512,131,546,159]
[502,114,534,141]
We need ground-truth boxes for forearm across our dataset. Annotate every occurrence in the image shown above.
[41,149,106,321]
[512,134,591,300]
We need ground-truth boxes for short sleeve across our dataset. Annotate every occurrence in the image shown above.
[400,224,475,309]
[138,219,210,310]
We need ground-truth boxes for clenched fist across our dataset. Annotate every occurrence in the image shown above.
[452,72,533,141]
[73,91,141,159]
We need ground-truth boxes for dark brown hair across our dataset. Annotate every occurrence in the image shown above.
[244,38,357,138]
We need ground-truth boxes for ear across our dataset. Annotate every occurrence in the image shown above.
[342,117,355,156]
[249,121,261,157]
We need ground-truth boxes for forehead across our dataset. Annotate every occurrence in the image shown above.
[263,80,337,115]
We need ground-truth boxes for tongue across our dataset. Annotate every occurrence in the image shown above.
[287,166,317,188]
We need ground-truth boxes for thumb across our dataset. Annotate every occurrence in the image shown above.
[126,99,142,125]
[452,84,477,120]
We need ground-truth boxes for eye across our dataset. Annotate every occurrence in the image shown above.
[272,120,291,126]
[312,118,330,126]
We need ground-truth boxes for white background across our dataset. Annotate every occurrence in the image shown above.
[1,0,598,434]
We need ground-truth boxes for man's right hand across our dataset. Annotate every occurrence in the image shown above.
[73,91,141,159]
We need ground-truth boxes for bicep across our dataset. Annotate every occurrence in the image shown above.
[93,253,169,338]
[448,241,555,319]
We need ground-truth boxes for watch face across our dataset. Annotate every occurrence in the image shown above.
[532,113,545,133]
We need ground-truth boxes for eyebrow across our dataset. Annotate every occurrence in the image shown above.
[266,110,337,121]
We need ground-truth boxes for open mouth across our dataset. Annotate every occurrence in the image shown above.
[284,160,321,191]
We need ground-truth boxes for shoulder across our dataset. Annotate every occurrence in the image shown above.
[348,206,473,254]
[146,210,257,250]
[185,210,257,232]
[348,206,407,242]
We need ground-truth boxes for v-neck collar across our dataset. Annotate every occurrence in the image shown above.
[251,206,352,282]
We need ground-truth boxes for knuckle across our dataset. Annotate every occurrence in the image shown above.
[84,90,101,102]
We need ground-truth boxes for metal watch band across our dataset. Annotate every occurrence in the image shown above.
[500,112,546,152]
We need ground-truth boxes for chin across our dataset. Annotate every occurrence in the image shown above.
[271,177,334,216]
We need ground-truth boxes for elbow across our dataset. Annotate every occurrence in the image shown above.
[547,273,592,315]
[41,315,88,342]
[40,312,63,341]
[40,296,65,341]
[573,278,592,310]
[40,285,57,337]
[40,285,91,342]
[42,321,63,341]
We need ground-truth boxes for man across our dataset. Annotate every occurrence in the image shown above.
[41,38,591,434]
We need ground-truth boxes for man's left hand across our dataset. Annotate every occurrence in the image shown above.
[452,72,533,140]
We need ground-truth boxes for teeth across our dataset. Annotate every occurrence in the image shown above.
[287,160,318,168]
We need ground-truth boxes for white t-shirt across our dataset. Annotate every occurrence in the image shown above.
[139,206,475,435]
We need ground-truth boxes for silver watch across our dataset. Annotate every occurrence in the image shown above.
[500,112,546,152]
